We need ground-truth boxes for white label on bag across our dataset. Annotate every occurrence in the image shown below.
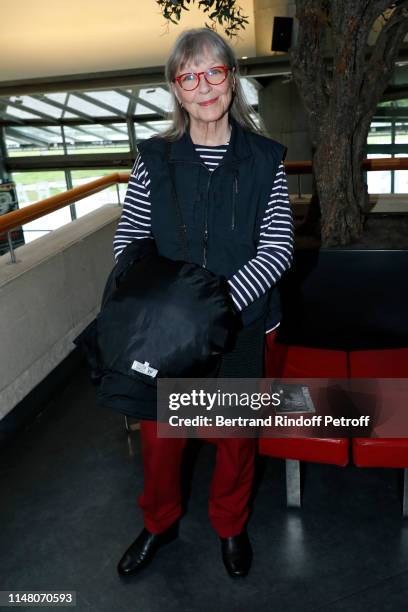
[131,360,158,378]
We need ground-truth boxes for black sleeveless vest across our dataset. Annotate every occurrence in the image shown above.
[137,116,287,328]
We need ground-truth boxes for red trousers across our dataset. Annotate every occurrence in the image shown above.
[137,330,277,538]
[138,421,257,538]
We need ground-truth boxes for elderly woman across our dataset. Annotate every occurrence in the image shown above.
[113,27,294,578]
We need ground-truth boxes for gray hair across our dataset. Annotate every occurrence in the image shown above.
[161,27,266,140]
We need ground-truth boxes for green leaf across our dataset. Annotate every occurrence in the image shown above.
[156,0,248,35]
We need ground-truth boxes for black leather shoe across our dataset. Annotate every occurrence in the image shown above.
[117,523,178,576]
[220,531,252,577]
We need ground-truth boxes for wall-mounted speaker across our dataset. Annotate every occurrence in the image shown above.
[271,16,293,52]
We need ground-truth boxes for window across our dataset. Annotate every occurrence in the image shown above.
[11,171,70,243]
[1,79,260,245]
[65,124,130,155]
[71,169,128,218]
[5,126,64,157]
[366,104,408,194]
[366,154,392,194]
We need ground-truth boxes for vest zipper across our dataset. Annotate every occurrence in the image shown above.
[169,159,230,269]
[232,171,238,230]
[203,170,213,268]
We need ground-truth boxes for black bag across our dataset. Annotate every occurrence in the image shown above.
[99,238,237,365]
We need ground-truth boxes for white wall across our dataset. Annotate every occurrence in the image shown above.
[0,204,121,421]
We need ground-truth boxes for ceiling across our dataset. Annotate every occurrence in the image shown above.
[0,0,256,83]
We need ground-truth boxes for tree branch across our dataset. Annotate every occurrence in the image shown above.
[358,2,408,117]
[290,0,330,132]
[331,1,386,77]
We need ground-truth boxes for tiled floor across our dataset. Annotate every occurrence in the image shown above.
[1,366,408,612]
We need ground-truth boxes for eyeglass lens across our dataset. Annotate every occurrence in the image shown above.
[179,67,227,90]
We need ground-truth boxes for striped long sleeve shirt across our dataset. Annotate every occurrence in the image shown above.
[113,142,294,332]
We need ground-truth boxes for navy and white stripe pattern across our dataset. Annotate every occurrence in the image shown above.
[113,143,294,330]
[194,145,228,171]
[226,159,294,314]
[112,154,152,255]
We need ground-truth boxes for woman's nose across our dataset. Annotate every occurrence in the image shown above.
[197,75,211,94]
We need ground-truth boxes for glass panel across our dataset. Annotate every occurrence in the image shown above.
[366,153,392,194]
[11,171,69,244]
[71,168,128,218]
[65,124,130,154]
[5,126,64,157]
[46,93,68,104]
[394,154,408,194]
[86,91,130,114]
[42,93,82,118]
[4,133,16,150]
[4,106,39,120]
[135,101,156,115]
[134,119,171,140]
[137,87,173,114]
[395,122,408,144]
[65,94,110,117]
[241,78,259,105]
[367,122,392,145]
[16,96,63,119]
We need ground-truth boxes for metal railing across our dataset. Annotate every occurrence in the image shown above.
[0,172,129,262]
[0,158,407,263]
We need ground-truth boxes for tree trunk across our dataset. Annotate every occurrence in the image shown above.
[290,0,408,247]
[313,129,368,246]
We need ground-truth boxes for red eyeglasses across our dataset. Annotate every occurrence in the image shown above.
[173,65,234,91]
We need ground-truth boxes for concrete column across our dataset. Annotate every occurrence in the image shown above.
[258,76,313,195]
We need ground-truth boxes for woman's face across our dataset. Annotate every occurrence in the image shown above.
[172,48,235,127]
